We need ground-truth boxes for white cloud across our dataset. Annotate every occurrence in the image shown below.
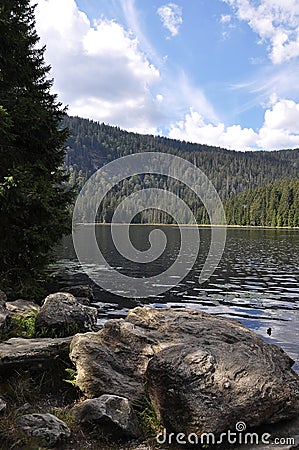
[33,0,299,150]
[222,0,299,64]
[257,97,299,149]
[119,0,160,66]
[220,14,232,24]
[157,3,183,37]
[169,109,257,150]
[34,0,161,134]
[219,12,236,40]
[168,97,299,151]
[230,61,299,116]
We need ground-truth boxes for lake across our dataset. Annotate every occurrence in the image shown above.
[51,225,299,372]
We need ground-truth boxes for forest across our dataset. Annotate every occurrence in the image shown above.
[63,116,299,227]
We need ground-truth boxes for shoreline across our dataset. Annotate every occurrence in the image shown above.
[74,222,299,230]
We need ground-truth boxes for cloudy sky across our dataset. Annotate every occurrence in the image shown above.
[34,0,299,151]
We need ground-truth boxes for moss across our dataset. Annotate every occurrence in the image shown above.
[2,311,38,341]
[134,397,163,438]
[12,313,37,338]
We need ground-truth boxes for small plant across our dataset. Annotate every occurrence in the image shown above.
[63,367,78,388]
[35,322,79,338]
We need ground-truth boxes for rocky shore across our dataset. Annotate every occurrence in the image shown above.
[0,286,298,449]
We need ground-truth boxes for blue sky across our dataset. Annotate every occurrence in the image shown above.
[34,0,299,151]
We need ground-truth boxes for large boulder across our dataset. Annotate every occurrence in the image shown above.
[71,394,141,439]
[0,336,71,372]
[70,307,299,437]
[16,413,71,447]
[35,292,97,337]
[70,315,161,401]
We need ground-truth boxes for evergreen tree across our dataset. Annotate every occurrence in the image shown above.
[0,0,73,297]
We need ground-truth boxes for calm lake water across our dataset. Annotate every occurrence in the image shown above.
[51,225,299,372]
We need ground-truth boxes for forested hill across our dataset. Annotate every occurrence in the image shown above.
[63,116,299,225]
[225,179,299,227]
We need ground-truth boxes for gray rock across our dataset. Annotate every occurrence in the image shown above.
[70,318,160,401]
[0,304,11,337]
[71,394,141,439]
[233,416,299,449]
[61,285,94,303]
[72,296,92,306]
[0,336,71,372]
[70,307,299,438]
[16,413,71,447]
[0,397,6,413]
[0,290,7,307]
[5,299,40,318]
[35,292,97,337]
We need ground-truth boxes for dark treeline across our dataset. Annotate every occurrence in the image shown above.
[225,179,299,227]
[63,116,299,226]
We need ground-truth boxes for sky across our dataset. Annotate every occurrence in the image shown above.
[33,0,299,151]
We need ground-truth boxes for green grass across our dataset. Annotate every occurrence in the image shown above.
[35,322,79,338]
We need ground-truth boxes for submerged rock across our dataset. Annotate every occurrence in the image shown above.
[16,413,71,447]
[70,307,299,437]
[71,394,141,439]
[35,292,97,337]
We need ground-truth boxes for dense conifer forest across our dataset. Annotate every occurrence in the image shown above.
[0,2,74,297]
[63,116,299,227]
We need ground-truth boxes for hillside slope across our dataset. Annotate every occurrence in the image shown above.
[63,116,299,225]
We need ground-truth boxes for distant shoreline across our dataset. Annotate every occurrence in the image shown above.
[74,223,299,230]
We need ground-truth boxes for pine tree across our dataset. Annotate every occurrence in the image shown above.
[0,0,73,297]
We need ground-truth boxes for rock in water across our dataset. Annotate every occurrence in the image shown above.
[16,413,71,447]
[70,307,299,436]
[71,395,141,439]
[61,285,94,305]
[35,292,97,337]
